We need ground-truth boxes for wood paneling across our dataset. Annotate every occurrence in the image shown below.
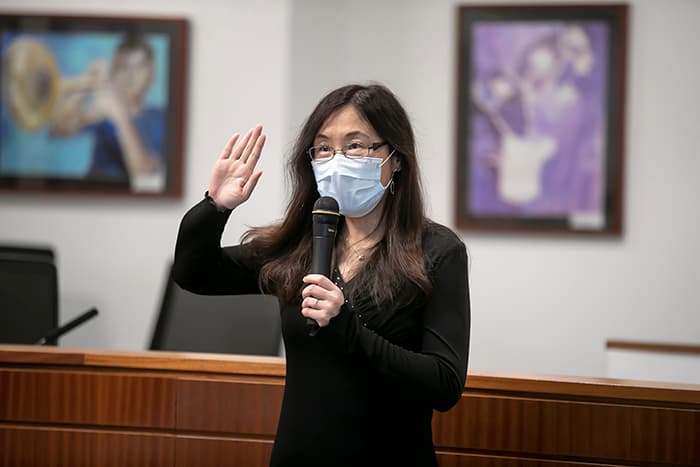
[433,393,700,466]
[2,345,700,467]
[436,452,621,467]
[176,379,283,435]
[175,436,273,467]
[0,425,34,466]
[0,426,174,467]
[0,369,175,428]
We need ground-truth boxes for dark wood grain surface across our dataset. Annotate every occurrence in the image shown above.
[1,345,699,466]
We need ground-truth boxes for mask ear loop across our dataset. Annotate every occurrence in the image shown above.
[379,149,397,195]
[378,149,396,167]
[379,149,398,194]
[385,169,399,194]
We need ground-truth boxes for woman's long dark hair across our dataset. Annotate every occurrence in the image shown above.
[241,83,431,306]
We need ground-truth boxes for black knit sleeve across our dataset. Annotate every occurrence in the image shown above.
[318,236,470,412]
[172,198,262,295]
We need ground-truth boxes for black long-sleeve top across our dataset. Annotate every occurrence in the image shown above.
[173,199,470,467]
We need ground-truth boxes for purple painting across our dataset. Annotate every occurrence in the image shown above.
[468,21,609,227]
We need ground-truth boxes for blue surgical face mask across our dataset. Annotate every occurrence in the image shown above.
[311,150,395,218]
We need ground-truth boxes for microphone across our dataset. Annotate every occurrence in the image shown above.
[35,308,99,345]
[308,196,340,336]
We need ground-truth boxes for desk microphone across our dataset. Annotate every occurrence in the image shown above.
[308,196,339,336]
[35,308,99,345]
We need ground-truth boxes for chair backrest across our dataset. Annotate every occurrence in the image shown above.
[150,266,282,356]
[0,245,58,344]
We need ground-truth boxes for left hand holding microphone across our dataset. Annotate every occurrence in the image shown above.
[301,274,344,328]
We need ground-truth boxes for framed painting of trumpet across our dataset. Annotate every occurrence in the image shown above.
[455,5,628,236]
[0,14,188,197]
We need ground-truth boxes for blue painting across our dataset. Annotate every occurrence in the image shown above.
[0,27,174,193]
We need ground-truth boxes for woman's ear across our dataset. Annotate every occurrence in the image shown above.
[392,155,402,173]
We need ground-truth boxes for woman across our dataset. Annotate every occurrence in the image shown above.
[173,83,470,466]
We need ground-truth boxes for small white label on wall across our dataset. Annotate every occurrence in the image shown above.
[569,211,605,230]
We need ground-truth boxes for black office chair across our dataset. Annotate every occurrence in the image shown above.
[149,265,282,356]
[0,245,58,344]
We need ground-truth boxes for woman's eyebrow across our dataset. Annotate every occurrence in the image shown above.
[314,130,371,142]
[345,130,370,139]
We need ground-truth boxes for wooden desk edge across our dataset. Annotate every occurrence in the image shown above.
[2,345,700,403]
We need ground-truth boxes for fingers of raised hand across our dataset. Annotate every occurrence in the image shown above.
[241,126,265,164]
[216,125,264,177]
[230,125,261,163]
[240,170,263,199]
[209,126,265,209]
[219,133,240,160]
[243,131,265,169]
[219,125,265,162]
[229,127,254,161]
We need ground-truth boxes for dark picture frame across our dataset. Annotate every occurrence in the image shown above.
[0,13,188,197]
[455,5,628,235]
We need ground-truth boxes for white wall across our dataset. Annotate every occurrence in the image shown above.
[607,350,700,385]
[0,0,291,349]
[1,0,698,379]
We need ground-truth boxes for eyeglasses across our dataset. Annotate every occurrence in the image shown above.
[307,141,388,162]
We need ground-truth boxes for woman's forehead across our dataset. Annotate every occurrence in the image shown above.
[316,105,377,140]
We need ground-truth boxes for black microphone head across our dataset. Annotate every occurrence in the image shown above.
[312,196,340,226]
[313,196,339,213]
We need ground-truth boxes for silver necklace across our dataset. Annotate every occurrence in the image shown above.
[348,242,366,262]
[345,236,376,262]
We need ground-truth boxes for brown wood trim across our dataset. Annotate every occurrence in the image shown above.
[432,393,700,465]
[83,350,286,377]
[436,451,624,467]
[2,345,700,467]
[176,379,283,435]
[607,339,700,355]
[0,345,286,377]
[2,345,700,403]
[0,345,87,365]
[0,425,175,467]
[0,369,176,428]
[175,436,273,467]
[466,371,700,405]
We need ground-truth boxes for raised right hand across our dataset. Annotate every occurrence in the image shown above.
[208,125,266,210]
